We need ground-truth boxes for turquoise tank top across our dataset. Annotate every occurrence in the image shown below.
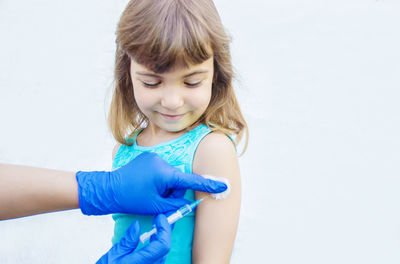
[111,124,212,263]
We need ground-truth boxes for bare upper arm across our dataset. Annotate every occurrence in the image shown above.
[192,132,241,263]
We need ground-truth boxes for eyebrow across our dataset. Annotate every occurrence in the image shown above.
[135,70,209,79]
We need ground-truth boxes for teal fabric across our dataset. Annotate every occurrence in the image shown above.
[111,124,212,263]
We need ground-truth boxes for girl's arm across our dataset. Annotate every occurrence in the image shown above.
[192,132,241,264]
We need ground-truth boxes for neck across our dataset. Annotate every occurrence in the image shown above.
[137,124,186,147]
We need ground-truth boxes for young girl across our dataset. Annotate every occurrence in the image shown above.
[108,0,248,262]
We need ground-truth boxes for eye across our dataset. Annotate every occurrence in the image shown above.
[142,81,161,88]
[185,81,202,87]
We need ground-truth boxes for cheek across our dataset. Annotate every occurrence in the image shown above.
[133,85,154,111]
[188,86,212,111]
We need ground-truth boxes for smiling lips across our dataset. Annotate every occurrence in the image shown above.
[159,112,185,120]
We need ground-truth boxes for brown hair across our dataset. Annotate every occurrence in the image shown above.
[108,0,248,153]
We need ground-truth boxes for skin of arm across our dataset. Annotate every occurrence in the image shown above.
[0,142,119,220]
[0,163,79,220]
[0,142,120,220]
[192,132,241,264]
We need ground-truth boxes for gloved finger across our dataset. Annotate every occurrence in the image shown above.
[170,171,227,193]
[150,214,167,243]
[113,220,141,253]
[151,214,171,252]
[156,197,192,213]
[151,212,175,235]
[126,214,171,263]
[154,255,168,264]
[95,221,141,263]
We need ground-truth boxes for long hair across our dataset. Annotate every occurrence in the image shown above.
[108,0,248,153]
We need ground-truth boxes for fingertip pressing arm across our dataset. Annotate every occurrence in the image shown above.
[169,171,228,194]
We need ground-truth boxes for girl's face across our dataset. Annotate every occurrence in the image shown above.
[130,57,214,134]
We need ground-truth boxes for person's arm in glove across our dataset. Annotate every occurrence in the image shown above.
[0,152,227,220]
[97,214,171,264]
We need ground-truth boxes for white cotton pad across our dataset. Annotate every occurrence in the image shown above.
[202,174,231,200]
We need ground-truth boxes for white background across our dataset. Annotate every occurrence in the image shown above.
[1,0,399,263]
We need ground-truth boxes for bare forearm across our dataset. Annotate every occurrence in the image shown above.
[0,163,79,220]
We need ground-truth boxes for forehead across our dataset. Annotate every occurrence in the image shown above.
[130,56,214,77]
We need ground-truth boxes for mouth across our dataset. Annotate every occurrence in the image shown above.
[159,113,185,120]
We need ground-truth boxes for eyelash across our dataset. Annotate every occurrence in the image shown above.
[142,81,202,88]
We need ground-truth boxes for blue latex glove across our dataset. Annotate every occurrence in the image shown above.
[97,214,171,264]
[76,152,227,215]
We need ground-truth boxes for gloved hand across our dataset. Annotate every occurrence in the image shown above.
[76,152,227,215]
[97,214,171,264]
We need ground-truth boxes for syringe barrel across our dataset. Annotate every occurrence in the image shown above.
[139,201,199,244]
[177,204,192,216]
[167,210,183,224]
[167,204,192,225]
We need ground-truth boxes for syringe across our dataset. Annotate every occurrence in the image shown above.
[139,198,204,243]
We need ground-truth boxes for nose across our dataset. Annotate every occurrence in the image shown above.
[160,88,184,111]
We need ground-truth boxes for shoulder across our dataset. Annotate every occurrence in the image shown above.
[112,143,121,160]
[198,131,236,156]
[193,132,238,176]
